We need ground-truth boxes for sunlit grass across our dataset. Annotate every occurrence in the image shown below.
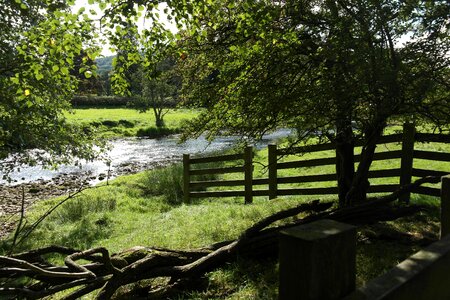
[64,108,199,138]
[1,128,448,298]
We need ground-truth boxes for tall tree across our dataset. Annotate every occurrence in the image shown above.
[129,59,179,128]
[100,0,449,206]
[0,0,104,176]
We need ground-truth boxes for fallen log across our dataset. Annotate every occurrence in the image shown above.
[0,176,441,299]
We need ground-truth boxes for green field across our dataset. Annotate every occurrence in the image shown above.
[1,134,448,298]
[65,108,199,138]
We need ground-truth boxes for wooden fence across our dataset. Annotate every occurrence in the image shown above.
[183,123,450,203]
[183,146,254,204]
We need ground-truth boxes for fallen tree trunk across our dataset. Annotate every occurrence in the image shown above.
[0,176,442,299]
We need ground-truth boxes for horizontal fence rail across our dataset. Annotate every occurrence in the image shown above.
[183,124,450,203]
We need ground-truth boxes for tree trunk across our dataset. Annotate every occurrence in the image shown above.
[153,107,165,128]
[345,124,385,206]
[336,118,355,207]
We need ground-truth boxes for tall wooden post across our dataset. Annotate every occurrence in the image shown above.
[441,175,450,239]
[183,154,190,203]
[268,144,278,200]
[279,219,356,300]
[399,122,416,203]
[244,146,253,204]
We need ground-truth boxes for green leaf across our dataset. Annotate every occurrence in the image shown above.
[84,71,92,78]
[61,67,69,75]
[52,65,60,72]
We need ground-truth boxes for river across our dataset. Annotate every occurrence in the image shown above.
[0,129,292,185]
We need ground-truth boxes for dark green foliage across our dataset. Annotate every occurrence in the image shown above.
[71,96,132,107]
[126,58,181,128]
[136,126,180,138]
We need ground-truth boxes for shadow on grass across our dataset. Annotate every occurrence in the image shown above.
[175,257,279,299]
[55,215,114,249]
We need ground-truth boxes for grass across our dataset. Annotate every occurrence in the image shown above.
[1,127,448,298]
[0,169,300,298]
[64,108,199,138]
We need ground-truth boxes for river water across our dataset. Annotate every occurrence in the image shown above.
[1,129,292,185]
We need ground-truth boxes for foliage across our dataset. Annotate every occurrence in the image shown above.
[136,126,180,137]
[0,0,104,176]
[71,50,102,95]
[124,58,181,127]
[71,95,132,107]
[94,55,115,95]
[98,0,449,206]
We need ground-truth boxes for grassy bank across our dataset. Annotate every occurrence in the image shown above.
[1,135,447,298]
[65,108,199,138]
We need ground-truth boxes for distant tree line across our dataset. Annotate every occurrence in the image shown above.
[70,95,130,107]
[73,54,181,128]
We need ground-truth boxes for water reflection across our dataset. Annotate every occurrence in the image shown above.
[1,129,292,185]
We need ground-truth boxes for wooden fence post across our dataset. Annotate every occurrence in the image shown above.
[244,146,253,204]
[399,122,416,203]
[268,144,278,200]
[183,154,190,203]
[279,219,356,300]
[441,175,450,239]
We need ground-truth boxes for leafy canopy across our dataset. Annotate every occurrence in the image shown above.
[0,0,105,175]
[98,0,448,205]
[99,0,449,143]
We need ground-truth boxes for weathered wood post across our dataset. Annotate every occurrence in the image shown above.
[244,146,253,204]
[441,175,450,239]
[268,144,278,200]
[183,154,190,203]
[399,122,416,203]
[279,219,356,300]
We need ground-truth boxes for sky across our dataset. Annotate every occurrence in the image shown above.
[71,0,177,56]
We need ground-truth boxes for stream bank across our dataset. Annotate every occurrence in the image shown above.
[0,130,292,238]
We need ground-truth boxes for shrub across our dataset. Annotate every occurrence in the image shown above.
[140,164,184,205]
[71,96,132,107]
[140,161,223,205]
[136,127,180,138]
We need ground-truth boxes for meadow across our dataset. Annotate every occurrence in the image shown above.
[1,130,448,298]
[65,108,199,138]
